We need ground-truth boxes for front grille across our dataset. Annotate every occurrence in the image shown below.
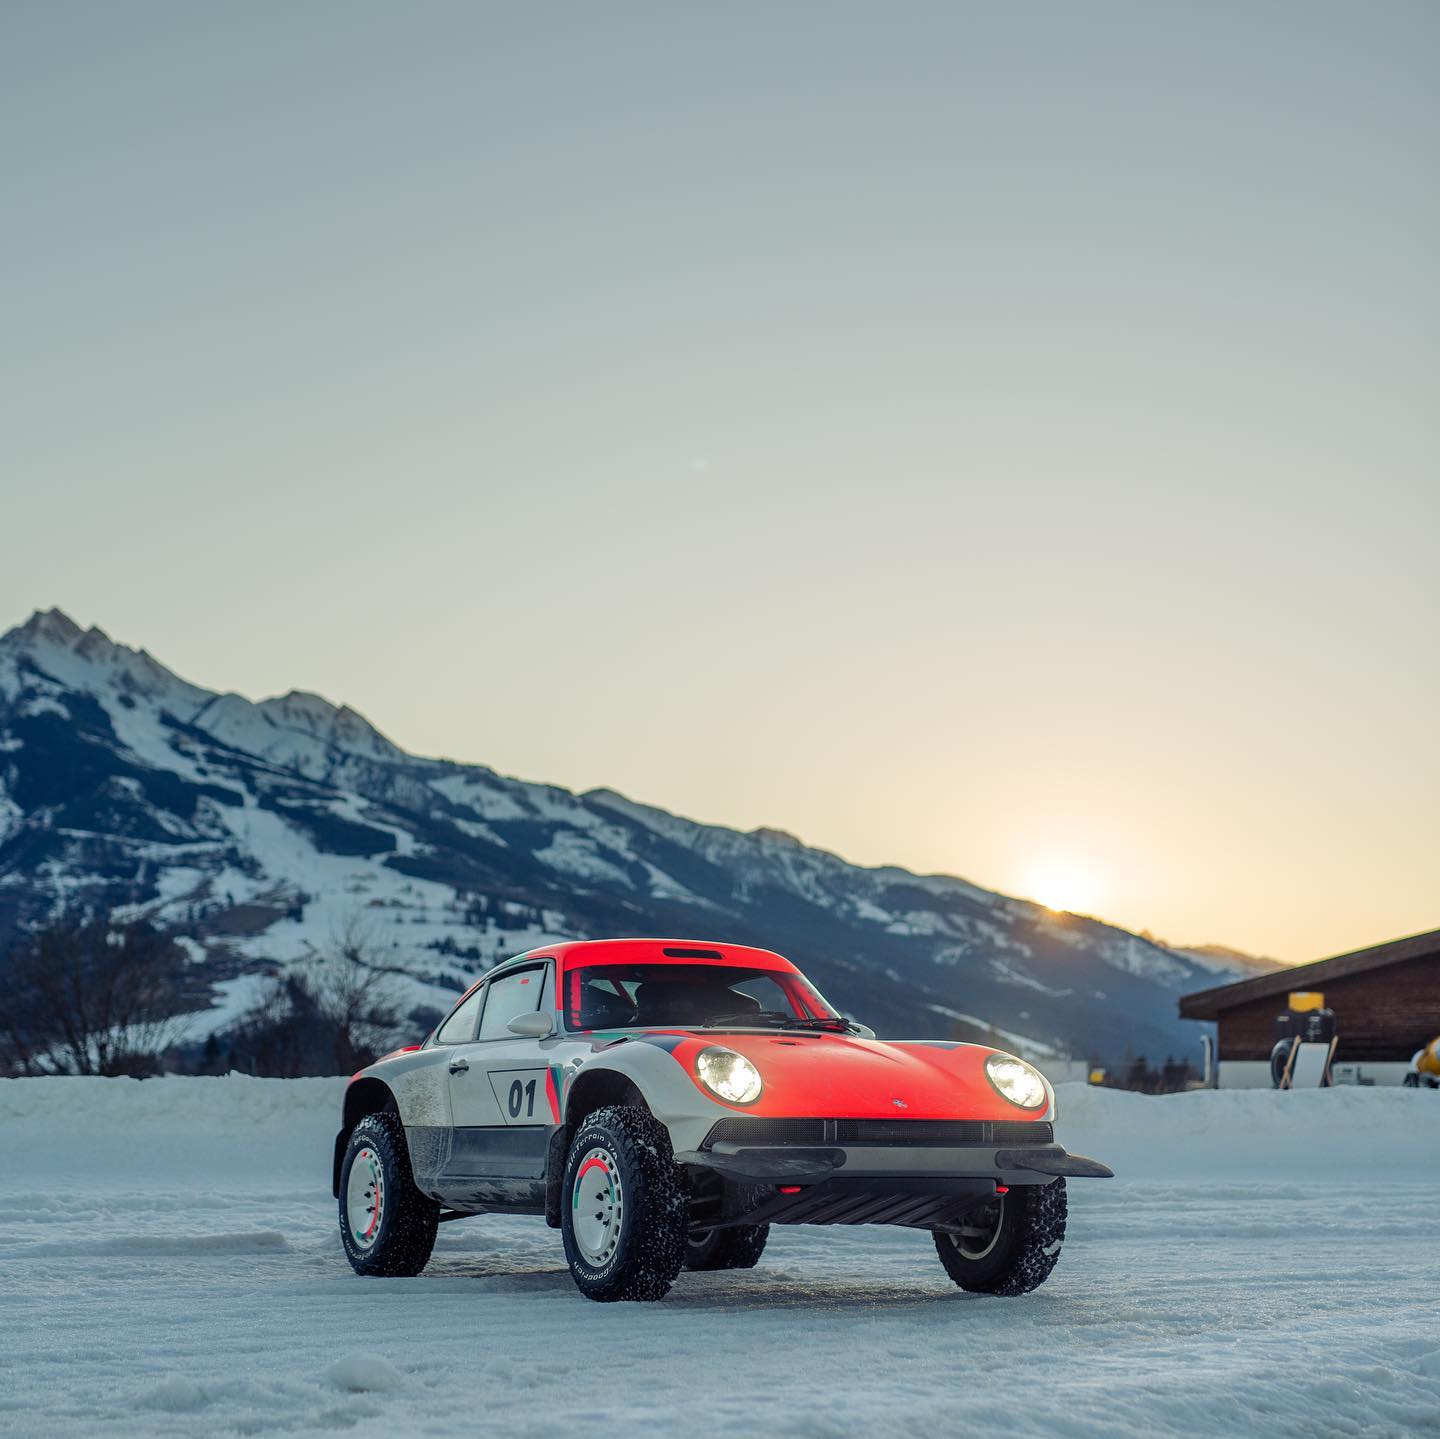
[704,1117,1053,1149]
[988,1121,1054,1146]
[705,1118,827,1146]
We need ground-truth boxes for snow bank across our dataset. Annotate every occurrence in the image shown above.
[0,1074,343,1185]
[1057,1081,1440,1179]
[2,1074,1434,1189]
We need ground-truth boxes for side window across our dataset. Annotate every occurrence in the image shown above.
[437,986,484,1045]
[477,967,545,1040]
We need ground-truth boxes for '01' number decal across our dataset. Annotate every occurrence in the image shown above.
[508,1078,537,1119]
[488,1069,551,1124]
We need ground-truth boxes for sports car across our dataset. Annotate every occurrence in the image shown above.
[334,938,1112,1301]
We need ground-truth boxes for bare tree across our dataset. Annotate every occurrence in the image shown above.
[0,917,185,1077]
[315,914,404,1072]
[226,915,404,1077]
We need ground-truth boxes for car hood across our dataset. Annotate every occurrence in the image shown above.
[637,1028,1052,1123]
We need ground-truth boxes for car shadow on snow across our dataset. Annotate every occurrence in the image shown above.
[414,1257,1033,1312]
[660,1275,1024,1313]
[418,1258,578,1293]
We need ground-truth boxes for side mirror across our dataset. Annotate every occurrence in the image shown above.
[507,1010,555,1038]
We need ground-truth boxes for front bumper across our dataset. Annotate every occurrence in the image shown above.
[676,1122,1111,1231]
[681,1139,1112,1184]
[676,1116,1113,1187]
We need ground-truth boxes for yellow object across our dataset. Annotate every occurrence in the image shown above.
[1288,991,1325,1013]
[1418,1038,1440,1078]
[1088,1068,1106,1086]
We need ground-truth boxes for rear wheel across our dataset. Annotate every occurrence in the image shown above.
[685,1224,769,1271]
[338,1112,439,1277]
[561,1105,688,1302]
[933,1179,1066,1295]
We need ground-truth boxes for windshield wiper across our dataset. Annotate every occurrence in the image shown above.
[701,1011,862,1034]
[782,1016,863,1034]
[702,1011,795,1028]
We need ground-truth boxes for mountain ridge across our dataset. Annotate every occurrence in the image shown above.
[0,607,1238,1063]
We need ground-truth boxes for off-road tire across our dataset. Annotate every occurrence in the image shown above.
[933,1179,1067,1296]
[685,1223,770,1271]
[338,1111,439,1277]
[561,1105,688,1302]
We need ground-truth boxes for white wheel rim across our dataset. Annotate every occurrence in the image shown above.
[346,1145,385,1250]
[952,1194,1005,1261]
[571,1146,623,1266]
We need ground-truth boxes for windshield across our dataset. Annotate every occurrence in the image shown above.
[564,963,838,1032]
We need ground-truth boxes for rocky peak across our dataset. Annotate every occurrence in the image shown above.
[255,691,401,759]
[6,607,87,650]
[3,608,208,714]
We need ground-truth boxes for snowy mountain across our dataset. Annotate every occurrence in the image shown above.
[0,608,1241,1063]
[1173,943,1285,980]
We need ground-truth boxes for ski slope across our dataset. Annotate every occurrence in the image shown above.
[1,1077,1437,1438]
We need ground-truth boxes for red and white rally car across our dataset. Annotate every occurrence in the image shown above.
[334,938,1112,1301]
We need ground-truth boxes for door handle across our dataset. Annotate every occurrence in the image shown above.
[448,1058,469,1074]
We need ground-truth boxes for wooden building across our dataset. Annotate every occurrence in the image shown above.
[1179,928,1440,1087]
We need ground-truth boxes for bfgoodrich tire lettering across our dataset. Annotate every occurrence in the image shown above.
[933,1178,1067,1296]
[561,1105,687,1302]
[338,1111,439,1278]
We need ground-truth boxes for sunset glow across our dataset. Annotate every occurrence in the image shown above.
[1024,861,1101,917]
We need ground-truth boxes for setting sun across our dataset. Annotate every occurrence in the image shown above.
[1023,860,1101,916]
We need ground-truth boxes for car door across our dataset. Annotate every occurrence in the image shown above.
[440,962,557,1199]
[443,978,505,1130]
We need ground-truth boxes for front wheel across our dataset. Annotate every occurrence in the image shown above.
[561,1105,688,1302]
[338,1111,439,1277]
[933,1179,1067,1295]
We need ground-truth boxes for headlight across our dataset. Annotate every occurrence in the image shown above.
[695,1046,763,1105]
[985,1053,1048,1109]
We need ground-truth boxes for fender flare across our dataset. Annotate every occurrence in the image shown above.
[332,1077,397,1196]
[560,1037,710,1130]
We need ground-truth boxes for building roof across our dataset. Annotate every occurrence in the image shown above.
[1179,928,1440,1021]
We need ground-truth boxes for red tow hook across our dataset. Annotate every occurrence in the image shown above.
[995,1185,1010,1194]
[778,1185,803,1194]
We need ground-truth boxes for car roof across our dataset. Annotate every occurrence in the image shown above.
[512,938,799,976]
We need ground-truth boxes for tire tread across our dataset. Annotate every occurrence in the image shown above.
[685,1224,770,1271]
[561,1105,687,1302]
[339,1111,439,1278]
[933,1179,1067,1296]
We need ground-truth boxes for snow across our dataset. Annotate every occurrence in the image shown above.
[428,771,530,822]
[923,1003,1061,1059]
[173,972,276,1043]
[534,830,639,889]
[1036,918,1193,986]
[2,1078,1436,1438]
[988,954,1073,995]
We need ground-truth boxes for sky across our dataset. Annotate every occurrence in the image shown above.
[2,2,1436,963]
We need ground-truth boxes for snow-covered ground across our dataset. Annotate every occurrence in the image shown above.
[1,1078,1436,1438]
